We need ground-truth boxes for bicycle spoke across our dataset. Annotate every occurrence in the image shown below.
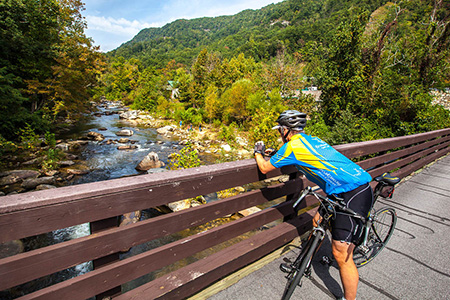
[354,207,397,267]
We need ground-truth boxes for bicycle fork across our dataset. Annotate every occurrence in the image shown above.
[280,226,326,277]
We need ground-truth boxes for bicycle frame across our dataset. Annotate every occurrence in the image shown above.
[281,173,399,299]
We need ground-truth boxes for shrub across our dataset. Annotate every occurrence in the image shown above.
[168,143,201,170]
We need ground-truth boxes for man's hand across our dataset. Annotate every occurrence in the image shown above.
[265,148,277,157]
[254,141,266,156]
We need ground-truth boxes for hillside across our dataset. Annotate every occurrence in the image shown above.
[109,0,389,67]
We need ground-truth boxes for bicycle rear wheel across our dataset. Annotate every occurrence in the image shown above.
[354,207,397,267]
[281,231,322,300]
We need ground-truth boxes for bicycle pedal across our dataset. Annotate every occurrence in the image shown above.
[279,263,292,273]
[283,257,293,264]
[320,255,332,266]
[304,268,312,279]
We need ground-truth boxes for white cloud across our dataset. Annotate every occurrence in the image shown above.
[86,15,161,37]
[162,0,283,23]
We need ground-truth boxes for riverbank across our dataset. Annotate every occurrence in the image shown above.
[116,104,252,160]
[0,100,253,196]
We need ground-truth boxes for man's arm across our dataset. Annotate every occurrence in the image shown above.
[255,153,277,174]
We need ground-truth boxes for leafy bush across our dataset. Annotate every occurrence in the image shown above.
[18,124,40,151]
[40,148,64,172]
[44,132,56,148]
[168,143,201,170]
[218,124,236,144]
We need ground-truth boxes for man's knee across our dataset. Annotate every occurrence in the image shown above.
[332,240,355,265]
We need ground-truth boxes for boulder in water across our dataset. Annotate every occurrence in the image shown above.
[116,129,134,136]
[87,131,105,141]
[117,145,137,150]
[118,138,130,143]
[136,152,165,171]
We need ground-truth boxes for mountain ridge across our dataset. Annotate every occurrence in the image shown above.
[109,0,388,67]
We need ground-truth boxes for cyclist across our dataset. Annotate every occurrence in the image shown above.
[254,110,373,300]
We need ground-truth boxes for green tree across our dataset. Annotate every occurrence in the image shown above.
[318,10,368,126]
[220,78,256,124]
[0,0,104,139]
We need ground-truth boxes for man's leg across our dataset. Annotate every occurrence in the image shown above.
[332,240,358,300]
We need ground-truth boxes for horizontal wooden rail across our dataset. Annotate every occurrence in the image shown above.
[0,161,297,243]
[0,128,449,299]
[0,178,304,291]
[117,211,317,300]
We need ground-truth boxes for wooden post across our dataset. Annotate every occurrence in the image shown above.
[90,216,121,299]
[283,171,302,222]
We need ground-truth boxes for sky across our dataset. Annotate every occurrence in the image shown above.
[82,0,284,52]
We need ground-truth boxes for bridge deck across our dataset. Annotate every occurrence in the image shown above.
[203,154,450,300]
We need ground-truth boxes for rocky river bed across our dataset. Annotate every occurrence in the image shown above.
[0,100,252,196]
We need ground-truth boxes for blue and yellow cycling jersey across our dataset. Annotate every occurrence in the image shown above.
[270,133,372,195]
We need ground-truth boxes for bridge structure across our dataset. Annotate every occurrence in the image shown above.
[0,128,449,299]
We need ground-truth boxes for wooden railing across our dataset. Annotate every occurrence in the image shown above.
[1,128,449,300]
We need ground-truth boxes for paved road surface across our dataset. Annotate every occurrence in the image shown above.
[208,154,450,300]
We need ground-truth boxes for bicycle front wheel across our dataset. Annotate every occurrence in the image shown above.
[354,207,397,267]
[281,231,322,300]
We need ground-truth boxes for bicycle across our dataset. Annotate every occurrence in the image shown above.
[280,172,400,300]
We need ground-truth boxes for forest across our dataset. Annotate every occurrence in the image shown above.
[1,0,450,159]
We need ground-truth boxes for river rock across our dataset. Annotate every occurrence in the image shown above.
[168,200,191,212]
[0,169,40,180]
[278,175,290,183]
[22,176,55,190]
[0,240,24,259]
[21,157,44,166]
[136,152,165,171]
[118,138,130,143]
[119,110,139,120]
[116,129,134,136]
[221,144,232,152]
[0,170,40,187]
[147,168,168,174]
[0,191,5,196]
[66,168,89,175]
[55,142,70,151]
[44,170,59,176]
[117,145,138,150]
[58,160,75,167]
[87,131,105,141]
[120,211,141,227]
[68,140,89,150]
[35,184,57,190]
[235,186,246,193]
[238,206,262,217]
[156,125,175,135]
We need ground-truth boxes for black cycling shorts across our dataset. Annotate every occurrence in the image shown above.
[330,183,373,244]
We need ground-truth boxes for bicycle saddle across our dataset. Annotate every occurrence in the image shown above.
[374,172,400,185]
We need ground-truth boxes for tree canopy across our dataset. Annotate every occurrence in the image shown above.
[0,0,104,140]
